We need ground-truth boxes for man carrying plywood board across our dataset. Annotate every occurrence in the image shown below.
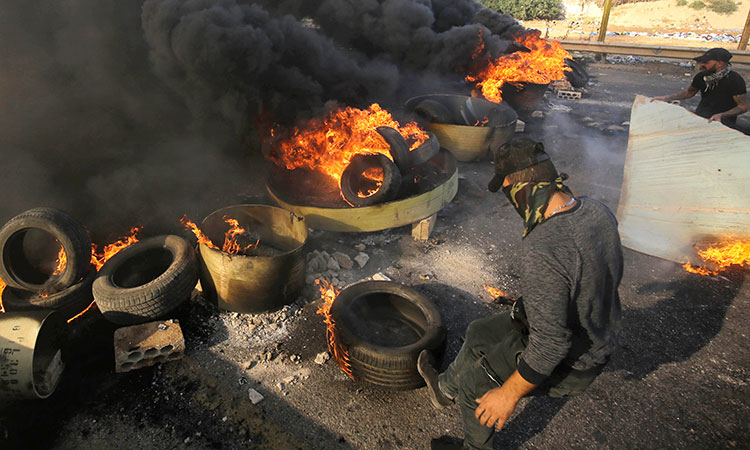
[652,48,748,129]
[617,94,750,268]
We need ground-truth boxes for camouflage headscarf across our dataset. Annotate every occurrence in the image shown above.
[502,176,570,237]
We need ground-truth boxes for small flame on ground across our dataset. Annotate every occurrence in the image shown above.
[682,238,750,276]
[466,29,571,102]
[0,278,5,313]
[181,215,259,255]
[91,226,143,272]
[482,285,508,299]
[267,103,428,183]
[67,300,97,324]
[315,279,353,379]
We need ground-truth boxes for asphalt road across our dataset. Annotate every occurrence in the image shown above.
[1,59,748,450]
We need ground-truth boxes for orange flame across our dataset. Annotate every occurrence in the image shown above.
[315,279,353,379]
[52,245,67,276]
[91,226,142,272]
[482,285,508,299]
[267,103,428,183]
[37,245,70,298]
[0,278,5,313]
[220,217,258,254]
[64,227,142,323]
[181,215,258,255]
[682,238,750,276]
[67,300,97,323]
[357,167,385,198]
[180,216,215,248]
[466,30,571,102]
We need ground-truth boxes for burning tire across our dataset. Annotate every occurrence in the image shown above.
[376,126,411,173]
[565,58,589,88]
[93,235,198,325]
[331,281,445,391]
[409,133,440,167]
[0,207,92,295]
[340,154,402,207]
[413,99,453,124]
[2,269,96,320]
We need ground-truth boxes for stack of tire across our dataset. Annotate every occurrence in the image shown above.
[340,127,440,207]
[564,58,589,89]
[0,208,95,320]
[0,208,198,326]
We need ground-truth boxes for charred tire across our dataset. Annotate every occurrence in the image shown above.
[409,133,441,167]
[376,126,411,173]
[564,58,589,88]
[413,99,453,124]
[0,207,92,295]
[93,235,198,325]
[330,281,446,391]
[2,269,96,320]
[340,154,402,207]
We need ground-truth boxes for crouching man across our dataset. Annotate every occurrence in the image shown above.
[418,138,623,450]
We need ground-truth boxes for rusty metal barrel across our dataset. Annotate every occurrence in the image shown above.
[405,94,517,162]
[197,205,307,313]
[0,310,65,400]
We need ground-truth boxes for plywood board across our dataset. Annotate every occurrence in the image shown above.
[616,95,750,266]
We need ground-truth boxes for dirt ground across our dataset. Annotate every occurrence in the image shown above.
[526,0,750,47]
[1,57,748,450]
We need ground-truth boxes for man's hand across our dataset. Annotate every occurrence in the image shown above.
[474,370,537,431]
[474,387,519,430]
[708,113,723,123]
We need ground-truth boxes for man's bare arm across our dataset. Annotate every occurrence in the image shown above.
[474,370,537,431]
[651,86,699,103]
[708,93,749,122]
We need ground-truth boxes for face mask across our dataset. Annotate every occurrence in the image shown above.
[502,176,569,237]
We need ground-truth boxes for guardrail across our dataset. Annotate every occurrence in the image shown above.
[559,40,750,65]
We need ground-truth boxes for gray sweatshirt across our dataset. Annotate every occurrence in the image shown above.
[516,196,623,384]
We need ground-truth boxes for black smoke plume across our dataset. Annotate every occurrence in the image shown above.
[251,0,522,71]
[1,0,520,236]
[0,0,257,237]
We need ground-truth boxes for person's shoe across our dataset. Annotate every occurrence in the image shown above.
[417,350,453,409]
[430,436,465,450]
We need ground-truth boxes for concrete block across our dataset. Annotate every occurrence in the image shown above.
[114,319,185,373]
[557,90,582,100]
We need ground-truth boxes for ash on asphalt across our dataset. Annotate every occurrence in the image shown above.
[1,60,748,449]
